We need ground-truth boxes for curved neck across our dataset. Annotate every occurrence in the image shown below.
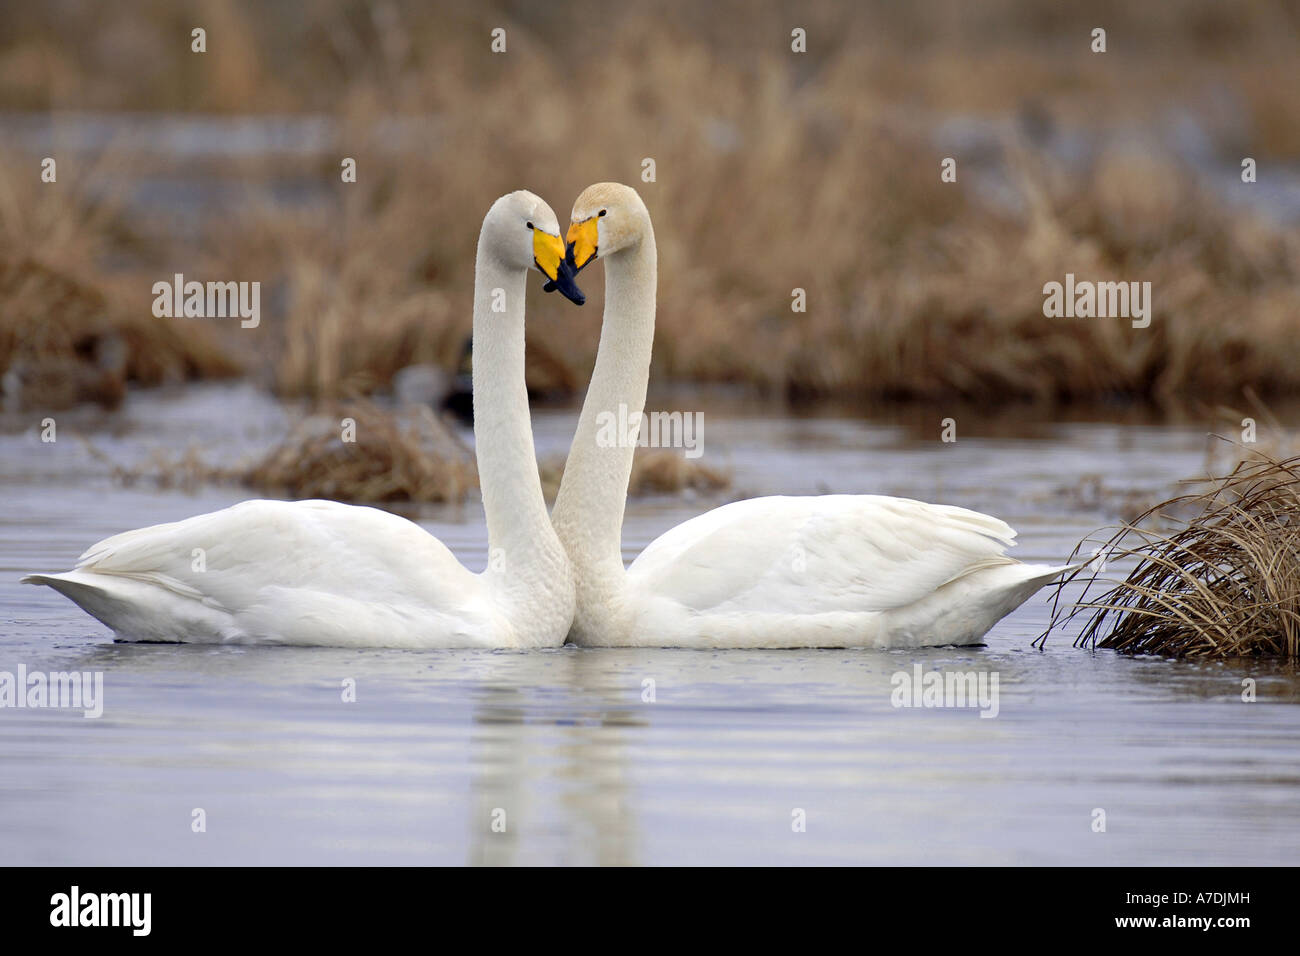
[472,247,568,598]
[552,229,657,615]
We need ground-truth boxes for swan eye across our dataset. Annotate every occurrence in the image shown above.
[526,221,534,230]
[598,209,607,217]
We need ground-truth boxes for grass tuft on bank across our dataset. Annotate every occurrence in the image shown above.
[1047,452,1300,659]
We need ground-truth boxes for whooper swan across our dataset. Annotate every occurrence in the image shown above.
[25,191,586,648]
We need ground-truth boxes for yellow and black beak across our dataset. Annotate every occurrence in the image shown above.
[565,217,599,273]
[534,228,585,305]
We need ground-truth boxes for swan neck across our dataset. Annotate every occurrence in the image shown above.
[472,247,568,597]
[552,230,656,615]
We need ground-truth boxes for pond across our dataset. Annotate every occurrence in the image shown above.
[2,384,1297,864]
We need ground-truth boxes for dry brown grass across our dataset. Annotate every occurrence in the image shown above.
[208,3,1300,408]
[1044,452,1300,659]
[3,1,1299,409]
[829,148,1300,405]
[6,2,1297,136]
[0,151,239,412]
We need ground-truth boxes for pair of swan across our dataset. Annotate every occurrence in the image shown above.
[26,185,1072,649]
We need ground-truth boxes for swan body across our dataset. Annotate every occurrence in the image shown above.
[552,183,1074,648]
[598,495,1067,648]
[25,500,517,647]
[25,191,583,648]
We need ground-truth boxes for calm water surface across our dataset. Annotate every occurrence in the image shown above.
[2,385,1298,865]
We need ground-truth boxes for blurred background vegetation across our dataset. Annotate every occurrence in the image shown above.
[2,0,1299,415]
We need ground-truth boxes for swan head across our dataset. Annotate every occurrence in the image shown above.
[565,183,649,272]
[485,190,585,305]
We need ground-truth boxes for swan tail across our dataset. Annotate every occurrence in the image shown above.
[890,559,1083,646]
[963,560,1089,626]
[22,570,233,643]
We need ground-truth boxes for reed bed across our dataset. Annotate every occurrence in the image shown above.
[1044,453,1300,659]
[0,150,239,413]
[201,35,1300,409]
[4,2,1299,412]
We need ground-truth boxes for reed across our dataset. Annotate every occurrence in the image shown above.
[212,4,1300,407]
[0,151,239,412]
[1045,452,1300,659]
[4,1,1299,409]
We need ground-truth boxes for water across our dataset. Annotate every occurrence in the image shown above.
[2,384,1298,865]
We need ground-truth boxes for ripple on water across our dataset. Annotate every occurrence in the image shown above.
[2,386,1298,864]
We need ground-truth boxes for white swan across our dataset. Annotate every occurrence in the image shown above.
[25,191,585,648]
[551,182,1076,648]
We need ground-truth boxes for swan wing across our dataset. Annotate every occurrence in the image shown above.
[626,495,1019,615]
